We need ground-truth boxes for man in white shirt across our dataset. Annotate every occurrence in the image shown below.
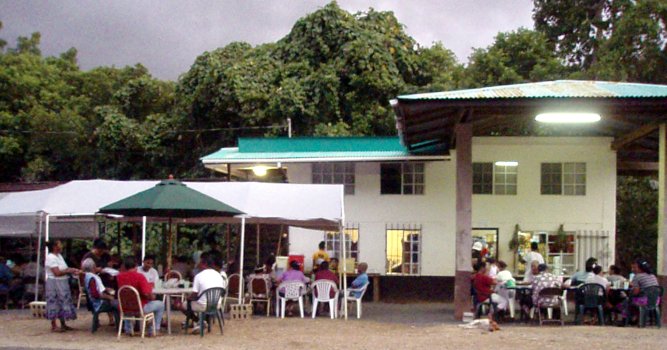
[138,255,159,284]
[521,242,544,283]
[181,253,223,331]
[585,264,611,290]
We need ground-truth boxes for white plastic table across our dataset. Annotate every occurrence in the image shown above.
[153,287,193,335]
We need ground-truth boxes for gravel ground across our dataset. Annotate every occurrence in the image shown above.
[0,303,664,350]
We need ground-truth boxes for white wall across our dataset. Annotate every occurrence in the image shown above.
[286,136,617,277]
[468,137,617,271]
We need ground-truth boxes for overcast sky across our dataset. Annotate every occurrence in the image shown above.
[0,0,534,81]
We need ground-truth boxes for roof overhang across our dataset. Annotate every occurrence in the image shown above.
[392,81,667,174]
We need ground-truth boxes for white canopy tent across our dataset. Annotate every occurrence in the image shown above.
[0,180,349,318]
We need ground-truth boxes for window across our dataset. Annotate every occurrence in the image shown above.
[312,162,355,195]
[473,162,517,195]
[324,224,359,263]
[385,224,421,275]
[380,162,424,195]
[541,162,585,195]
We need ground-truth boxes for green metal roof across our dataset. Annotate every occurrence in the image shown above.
[397,80,667,101]
[201,137,446,162]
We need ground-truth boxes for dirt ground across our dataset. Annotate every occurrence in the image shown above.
[0,303,664,350]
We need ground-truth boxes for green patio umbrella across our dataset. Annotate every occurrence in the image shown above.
[99,179,244,268]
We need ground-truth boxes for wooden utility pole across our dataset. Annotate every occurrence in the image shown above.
[657,124,667,324]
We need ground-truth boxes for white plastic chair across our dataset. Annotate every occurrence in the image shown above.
[311,280,339,319]
[276,281,306,318]
[341,282,369,319]
[561,289,568,316]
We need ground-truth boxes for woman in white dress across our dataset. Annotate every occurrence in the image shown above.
[45,240,80,332]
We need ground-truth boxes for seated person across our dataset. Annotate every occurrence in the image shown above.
[606,265,626,285]
[277,260,309,290]
[117,256,164,336]
[314,261,338,300]
[172,256,192,281]
[531,263,561,312]
[472,262,506,320]
[564,257,596,287]
[585,264,611,291]
[622,258,660,324]
[486,258,498,278]
[181,254,224,332]
[138,255,159,284]
[81,258,118,327]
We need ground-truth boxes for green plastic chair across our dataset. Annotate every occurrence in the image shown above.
[185,287,225,337]
[575,283,605,326]
[639,286,662,328]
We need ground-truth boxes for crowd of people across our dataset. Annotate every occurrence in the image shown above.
[471,240,662,326]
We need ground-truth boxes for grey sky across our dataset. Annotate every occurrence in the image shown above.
[0,0,534,81]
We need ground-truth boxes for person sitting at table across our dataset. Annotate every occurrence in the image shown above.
[565,257,597,287]
[520,242,544,283]
[138,255,159,285]
[472,261,505,320]
[531,263,561,317]
[81,239,109,274]
[247,265,273,293]
[621,258,660,324]
[82,258,118,327]
[117,256,164,336]
[486,258,498,278]
[172,255,192,281]
[606,265,626,285]
[585,264,610,291]
[276,260,309,316]
[180,254,223,333]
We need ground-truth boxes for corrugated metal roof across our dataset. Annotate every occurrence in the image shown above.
[397,80,667,100]
[201,137,447,162]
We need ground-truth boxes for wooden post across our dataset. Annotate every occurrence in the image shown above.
[226,224,231,263]
[276,224,284,256]
[657,124,667,323]
[166,218,174,271]
[454,121,473,320]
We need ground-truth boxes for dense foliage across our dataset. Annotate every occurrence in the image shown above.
[0,1,664,265]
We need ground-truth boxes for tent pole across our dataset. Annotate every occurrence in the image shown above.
[341,221,348,320]
[239,217,246,304]
[141,216,147,262]
[256,223,260,266]
[35,214,43,301]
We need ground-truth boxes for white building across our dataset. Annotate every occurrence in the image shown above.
[202,135,616,277]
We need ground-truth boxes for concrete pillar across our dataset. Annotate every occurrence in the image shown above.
[658,124,667,323]
[454,122,473,320]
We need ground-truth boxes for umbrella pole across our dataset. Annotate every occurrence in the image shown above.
[238,217,245,304]
[141,216,147,262]
[167,217,173,272]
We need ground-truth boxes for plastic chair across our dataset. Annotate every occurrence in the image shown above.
[639,286,662,328]
[311,280,339,319]
[184,287,225,337]
[276,281,306,318]
[342,282,369,319]
[85,277,119,333]
[561,289,569,316]
[248,277,272,316]
[575,283,605,326]
[117,285,155,339]
[76,273,87,309]
[536,287,564,326]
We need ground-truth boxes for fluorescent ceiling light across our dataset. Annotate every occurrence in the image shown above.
[535,112,601,123]
[251,166,268,177]
[495,161,518,166]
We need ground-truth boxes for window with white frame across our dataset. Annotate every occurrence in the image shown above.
[385,224,421,275]
[312,162,355,195]
[541,162,586,195]
[324,224,359,263]
[473,162,517,195]
[380,162,424,195]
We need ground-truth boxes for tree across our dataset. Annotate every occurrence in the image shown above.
[462,28,567,88]
[616,176,657,273]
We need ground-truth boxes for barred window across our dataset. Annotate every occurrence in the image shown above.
[312,162,355,195]
[324,224,359,262]
[385,224,421,275]
[380,163,424,195]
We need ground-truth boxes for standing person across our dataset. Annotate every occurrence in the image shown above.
[44,240,79,332]
[138,255,159,284]
[521,242,544,283]
[116,256,164,336]
[81,239,109,274]
[312,241,330,273]
[180,254,224,333]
